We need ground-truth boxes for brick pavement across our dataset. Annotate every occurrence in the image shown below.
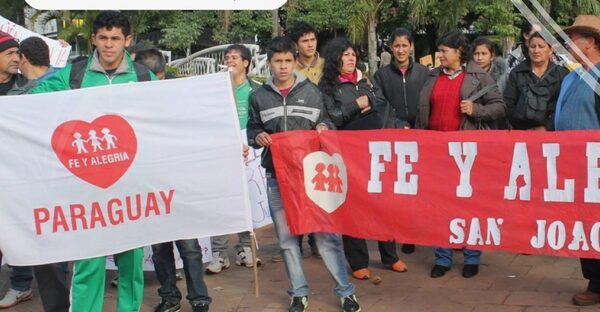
[1,225,598,311]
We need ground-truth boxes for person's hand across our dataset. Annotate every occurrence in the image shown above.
[57,39,69,48]
[316,123,328,134]
[356,95,370,110]
[242,144,249,161]
[530,126,547,131]
[460,100,474,116]
[255,132,272,147]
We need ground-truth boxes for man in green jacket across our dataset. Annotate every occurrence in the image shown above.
[31,10,155,312]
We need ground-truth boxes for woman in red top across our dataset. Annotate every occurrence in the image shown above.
[416,30,505,279]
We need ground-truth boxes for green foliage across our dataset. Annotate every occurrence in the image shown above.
[286,0,358,32]
[0,0,26,24]
[165,66,179,77]
[473,1,520,37]
[122,11,164,42]
[550,0,600,25]
[212,11,271,44]
[159,11,217,52]
[407,0,472,36]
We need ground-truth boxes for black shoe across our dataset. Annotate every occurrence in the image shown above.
[430,265,450,278]
[462,264,479,278]
[154,300,181,312]
[191,303,209,312]
[341,295,361,312]
[401,244,415,254]
[289,296,308,312]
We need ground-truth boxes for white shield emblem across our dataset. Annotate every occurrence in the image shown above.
[303,151,348,213]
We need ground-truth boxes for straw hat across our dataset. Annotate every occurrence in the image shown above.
[563,15,600,40]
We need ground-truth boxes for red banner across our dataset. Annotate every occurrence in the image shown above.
[270,129,600,259]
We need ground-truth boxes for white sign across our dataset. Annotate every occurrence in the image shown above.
[0,15,71,67]
[242,130,272,229]
[0,73,252,265]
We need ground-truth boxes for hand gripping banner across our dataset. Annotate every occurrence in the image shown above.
[270,129,600,259]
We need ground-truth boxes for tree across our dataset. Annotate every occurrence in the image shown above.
[285,0,356,33]
[212,10,272,44]
[122,11,164,43]
[159,11,216,56]
[29,10,98,54]
[0,0,26,25]
[347,0,394,73]
[407,0,471,37]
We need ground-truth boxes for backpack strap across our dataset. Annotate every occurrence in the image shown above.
[70,59,150,89]
[69,59,88,89]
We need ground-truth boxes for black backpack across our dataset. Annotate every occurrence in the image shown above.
[69,58,151,89]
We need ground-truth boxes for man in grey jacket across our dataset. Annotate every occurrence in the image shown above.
[246,36,360,312]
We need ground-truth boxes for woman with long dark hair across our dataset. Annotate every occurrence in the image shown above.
[319,37,407,280]
[416,30,505,279]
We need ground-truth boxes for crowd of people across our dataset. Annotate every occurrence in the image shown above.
[0,8,599,312]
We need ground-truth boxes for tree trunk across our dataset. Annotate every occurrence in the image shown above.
[271,9,279,38]
[224,10,230,33]
[367,13,378,74]
[502,36,514,58]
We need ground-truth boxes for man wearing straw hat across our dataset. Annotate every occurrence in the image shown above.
[554,14,600,306]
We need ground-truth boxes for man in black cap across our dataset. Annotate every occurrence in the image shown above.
[0,30,22,95]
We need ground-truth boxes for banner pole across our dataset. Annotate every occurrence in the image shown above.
[250,231,260,297]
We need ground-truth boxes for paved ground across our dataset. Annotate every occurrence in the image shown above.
[1,225,598,311]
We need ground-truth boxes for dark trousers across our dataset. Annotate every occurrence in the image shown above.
[33,263,70,312]
[152,239,212,305]
[342,235,398,271]
[581,258,600,292]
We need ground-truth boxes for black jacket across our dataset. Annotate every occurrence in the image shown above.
[247,73,332,173]
[373,59,428,127]
[503,60,569,130]
[319,70,391,130]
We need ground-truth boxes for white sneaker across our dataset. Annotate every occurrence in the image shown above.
[205,252,230,274]
[111,276,118,287]
[175,269,184,280]
[236,247,262,268]
[0,288,33,308]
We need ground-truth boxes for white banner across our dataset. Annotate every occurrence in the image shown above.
[241,130,272,229]
[0,72,252,265]
[0,15,71,67]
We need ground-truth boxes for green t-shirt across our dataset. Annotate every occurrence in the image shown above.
[235,80,252,129]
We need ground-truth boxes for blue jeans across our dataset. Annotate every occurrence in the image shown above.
[434,247,481,267]
[267,176,355,298]
[10,266,33,291]
[152,239,212,305]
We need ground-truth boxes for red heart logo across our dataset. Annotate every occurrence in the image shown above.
[51,115,137,189]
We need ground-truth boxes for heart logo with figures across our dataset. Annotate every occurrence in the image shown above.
[303,151,348,213]
[51,115,137,188]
